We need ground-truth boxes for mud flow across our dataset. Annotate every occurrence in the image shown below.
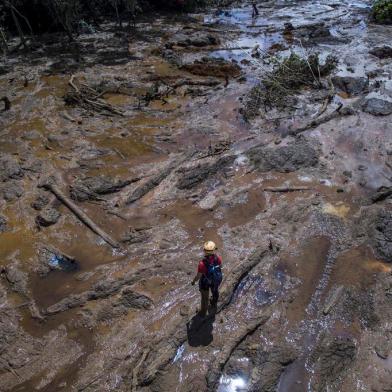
[1,0,392,391]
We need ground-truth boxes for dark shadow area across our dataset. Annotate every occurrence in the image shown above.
[187,306,217,347]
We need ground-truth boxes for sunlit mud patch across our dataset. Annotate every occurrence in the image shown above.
[218,374,248,392]
[322,202,350,218]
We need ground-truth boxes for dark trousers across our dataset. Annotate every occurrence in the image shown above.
[199,285,219,316]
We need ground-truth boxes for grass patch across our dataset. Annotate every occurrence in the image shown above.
[372,0,392,24]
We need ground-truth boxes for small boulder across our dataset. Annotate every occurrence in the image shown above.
[1,181,24,201]
[369,45,392,59]
[31,193,50,211]
[332,75,369,95]
[166,32,219,48]
[373,209,392,261]
[0,156,23,182]
[36,208,61,227]
[362,92,392,116]
[247,139,319,173]
[117,287,153,309]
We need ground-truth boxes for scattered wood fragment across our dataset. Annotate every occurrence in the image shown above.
[263,186,311,192]
[41,180,120,249]
[323,286,344,315]
[66,75,124,116]
[288,104,354,136]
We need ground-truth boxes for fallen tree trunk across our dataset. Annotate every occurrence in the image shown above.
[41,181,120,249]
[126,153,192,205]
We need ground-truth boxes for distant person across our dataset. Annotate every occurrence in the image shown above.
[251,1,259,18]
[191,241,223,317]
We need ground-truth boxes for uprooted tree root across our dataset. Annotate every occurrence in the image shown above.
[242,53,338,120]
[64,75,124,116]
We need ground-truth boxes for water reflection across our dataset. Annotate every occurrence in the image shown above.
[218,375,248,392]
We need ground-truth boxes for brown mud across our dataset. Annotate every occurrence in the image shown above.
[1,0,392,391]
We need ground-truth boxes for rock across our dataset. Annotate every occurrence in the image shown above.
[247,139,319,173]
[166,32,219,48]
[247,344,297,392]
[117,287,153,309]
[1,181,24,201]
[0,262,29,294]
[47,293,88,314]
[375,343,389,359]
[0,156,23,182]
[36,208,61,227]
[369,45,392,59]
[181,57,241,78]
[70,175,132,202]
[371,186,392,203]
[0,215,7,232]
[310,335,356,392]
[176,155,235,190]
[332,75,369,95]
[31,193,50,211]
[362,93,392,116]
[373,209,392,261]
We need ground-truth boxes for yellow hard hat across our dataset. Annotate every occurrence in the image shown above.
[203,241,217,253]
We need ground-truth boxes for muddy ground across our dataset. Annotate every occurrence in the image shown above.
[1,0,392,391]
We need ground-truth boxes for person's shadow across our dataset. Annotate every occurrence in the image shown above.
[186,305,217,347]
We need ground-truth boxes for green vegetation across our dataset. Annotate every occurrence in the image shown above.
[372,0,392,24]
[243,53,338,120]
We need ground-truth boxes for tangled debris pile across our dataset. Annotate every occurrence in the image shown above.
[64,75,124,116]
[242,53,338,119]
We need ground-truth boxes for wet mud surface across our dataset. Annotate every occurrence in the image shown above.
[1,0,392,391]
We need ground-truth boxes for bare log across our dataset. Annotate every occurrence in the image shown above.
[323,286,344,315]
[288,104,355,136]
[41,181,120,249]
[126,153,192,205]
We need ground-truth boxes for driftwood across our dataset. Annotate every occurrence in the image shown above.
[323,286,344,315]
[41,181,120,249]
[263,186,311,192]
[126,153,192,205]
[1,96,11,111]
[65,75,124,116]
[288,104,355,136]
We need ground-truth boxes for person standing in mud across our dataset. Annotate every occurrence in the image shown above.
[191,241,223,317]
